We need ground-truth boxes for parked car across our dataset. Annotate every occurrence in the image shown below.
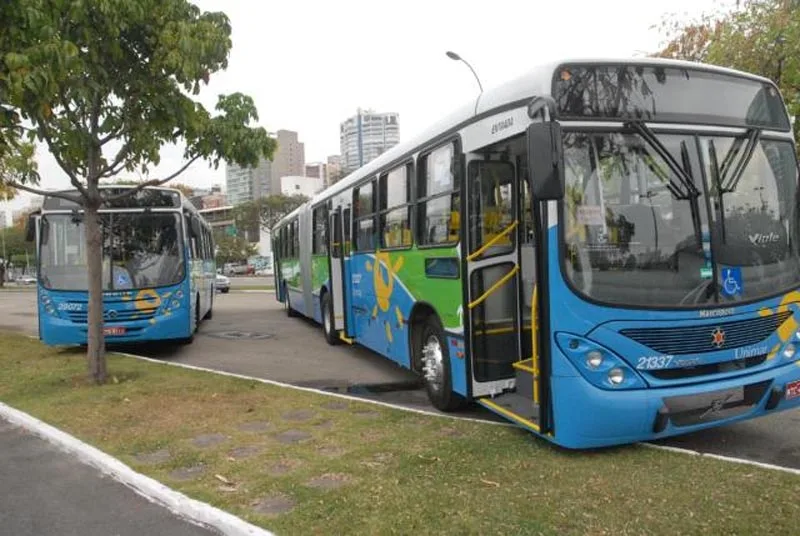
[215,274,230,293]
[17,275,37,285]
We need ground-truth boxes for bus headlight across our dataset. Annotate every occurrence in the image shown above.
[783,343,796,360]
[555,332,646,390]
[586,351,603,369]
[608,368,625,385]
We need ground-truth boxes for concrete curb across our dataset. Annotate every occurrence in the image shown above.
[0,401,275,536]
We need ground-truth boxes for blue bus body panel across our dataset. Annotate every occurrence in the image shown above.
[348,253,414,369]
[38,281,192,346]
[541,225,800,448]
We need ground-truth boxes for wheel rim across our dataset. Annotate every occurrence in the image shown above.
[422,333,444,392]
[323,299,332,334]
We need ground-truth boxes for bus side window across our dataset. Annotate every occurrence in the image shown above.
[417,142,460,247]
[354,181,376,252]
[379,164,412,248]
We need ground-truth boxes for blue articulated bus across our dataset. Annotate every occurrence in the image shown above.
[273,57,800,449]
[29,186,216,345]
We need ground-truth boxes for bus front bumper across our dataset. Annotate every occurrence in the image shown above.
[39,313,191,346]
[550,360,800,449]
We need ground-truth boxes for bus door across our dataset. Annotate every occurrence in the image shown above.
[327,207,350,340]
[465,155,542,431]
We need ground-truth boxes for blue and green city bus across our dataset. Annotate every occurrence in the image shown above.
[274,57,800,449]
[28,186,216,345]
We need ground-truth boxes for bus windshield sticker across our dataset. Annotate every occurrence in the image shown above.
[720,267,743,297]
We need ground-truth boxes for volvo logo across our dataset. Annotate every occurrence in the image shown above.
[711,327,726,349]
[104,310,118,320]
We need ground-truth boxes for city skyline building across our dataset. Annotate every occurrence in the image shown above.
[339,109,399,174]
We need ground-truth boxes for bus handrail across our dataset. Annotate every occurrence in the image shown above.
[467,264,519,310]
[532,284,540,405]
[466,220,518,262]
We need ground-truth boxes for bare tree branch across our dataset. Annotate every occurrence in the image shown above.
[37,125,90,199]
[97,142,132,178]
[102,155,201,202]
[58,89,83,131]
[98,124,124,146]
[6,181,83,205]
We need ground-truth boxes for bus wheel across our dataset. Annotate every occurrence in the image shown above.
[321,292,339,346]
[417,316,465,412]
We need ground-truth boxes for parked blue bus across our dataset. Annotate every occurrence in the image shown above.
[274,57,800,448]
[28,186,216,345]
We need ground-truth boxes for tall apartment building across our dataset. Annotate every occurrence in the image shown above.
[273,130,305,188]
[224,129,305,206]
[327,155,343,186]
[339,109,399,174]
[225,158,273,206]
[305,162,328,186]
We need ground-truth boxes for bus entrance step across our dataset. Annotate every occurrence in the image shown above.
[478,392,540,432]
[512,361,535,401]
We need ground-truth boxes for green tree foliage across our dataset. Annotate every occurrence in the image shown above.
[213,230,257,265]
[238,193,309,232]
[0,142,38,200]
[0,0,277,383]
[656,1,800,144]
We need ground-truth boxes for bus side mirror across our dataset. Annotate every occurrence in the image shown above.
[527,121,564,201]
[25,213,38,242]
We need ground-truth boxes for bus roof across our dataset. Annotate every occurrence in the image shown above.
[40,184,201,214]
[274,56,779,229]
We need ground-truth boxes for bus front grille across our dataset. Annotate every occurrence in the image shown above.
[620,311,792,355]
[66,309,157,324]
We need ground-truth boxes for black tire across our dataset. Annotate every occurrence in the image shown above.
[222,288,230,294]
[321,291,339,346]
[416,315,466,412]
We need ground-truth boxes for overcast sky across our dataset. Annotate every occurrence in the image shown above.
[2,0,736,215]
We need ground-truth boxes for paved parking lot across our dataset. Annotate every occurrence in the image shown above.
[2,288,800,469]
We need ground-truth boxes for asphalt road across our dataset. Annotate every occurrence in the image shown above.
[0,417,218,536]
[2,289,800,469]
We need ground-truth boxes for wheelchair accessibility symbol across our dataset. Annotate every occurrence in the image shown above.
[721,267,742,297]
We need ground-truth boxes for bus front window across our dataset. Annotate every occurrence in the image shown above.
[562,131,708,307]
[40,213,185,291]
[562,130,800,308]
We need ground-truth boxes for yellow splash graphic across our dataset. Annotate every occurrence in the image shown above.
[365,251,406,344]
[758,291,800,345]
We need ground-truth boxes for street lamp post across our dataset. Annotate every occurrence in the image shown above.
[446,51,484,115]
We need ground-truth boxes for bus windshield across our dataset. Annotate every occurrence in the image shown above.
[562,130,800,307]
[39,212,185,291]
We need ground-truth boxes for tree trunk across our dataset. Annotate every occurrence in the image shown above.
[84,201,107,384]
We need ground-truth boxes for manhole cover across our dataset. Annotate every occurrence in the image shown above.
[206,331,274,340]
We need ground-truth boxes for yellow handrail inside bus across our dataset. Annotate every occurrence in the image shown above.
[532,284,540,405]
[466,220,518,262]
[467,264,519,310]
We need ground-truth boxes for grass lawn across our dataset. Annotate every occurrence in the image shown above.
[0,332,798,535]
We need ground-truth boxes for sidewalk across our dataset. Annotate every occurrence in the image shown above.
[0,418,218,536]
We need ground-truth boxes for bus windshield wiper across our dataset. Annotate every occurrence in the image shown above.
[625,121,700,199]
[719,128,761,193]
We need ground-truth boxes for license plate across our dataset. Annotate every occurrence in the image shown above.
[103,326,126,336]
[786,380,800,400]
